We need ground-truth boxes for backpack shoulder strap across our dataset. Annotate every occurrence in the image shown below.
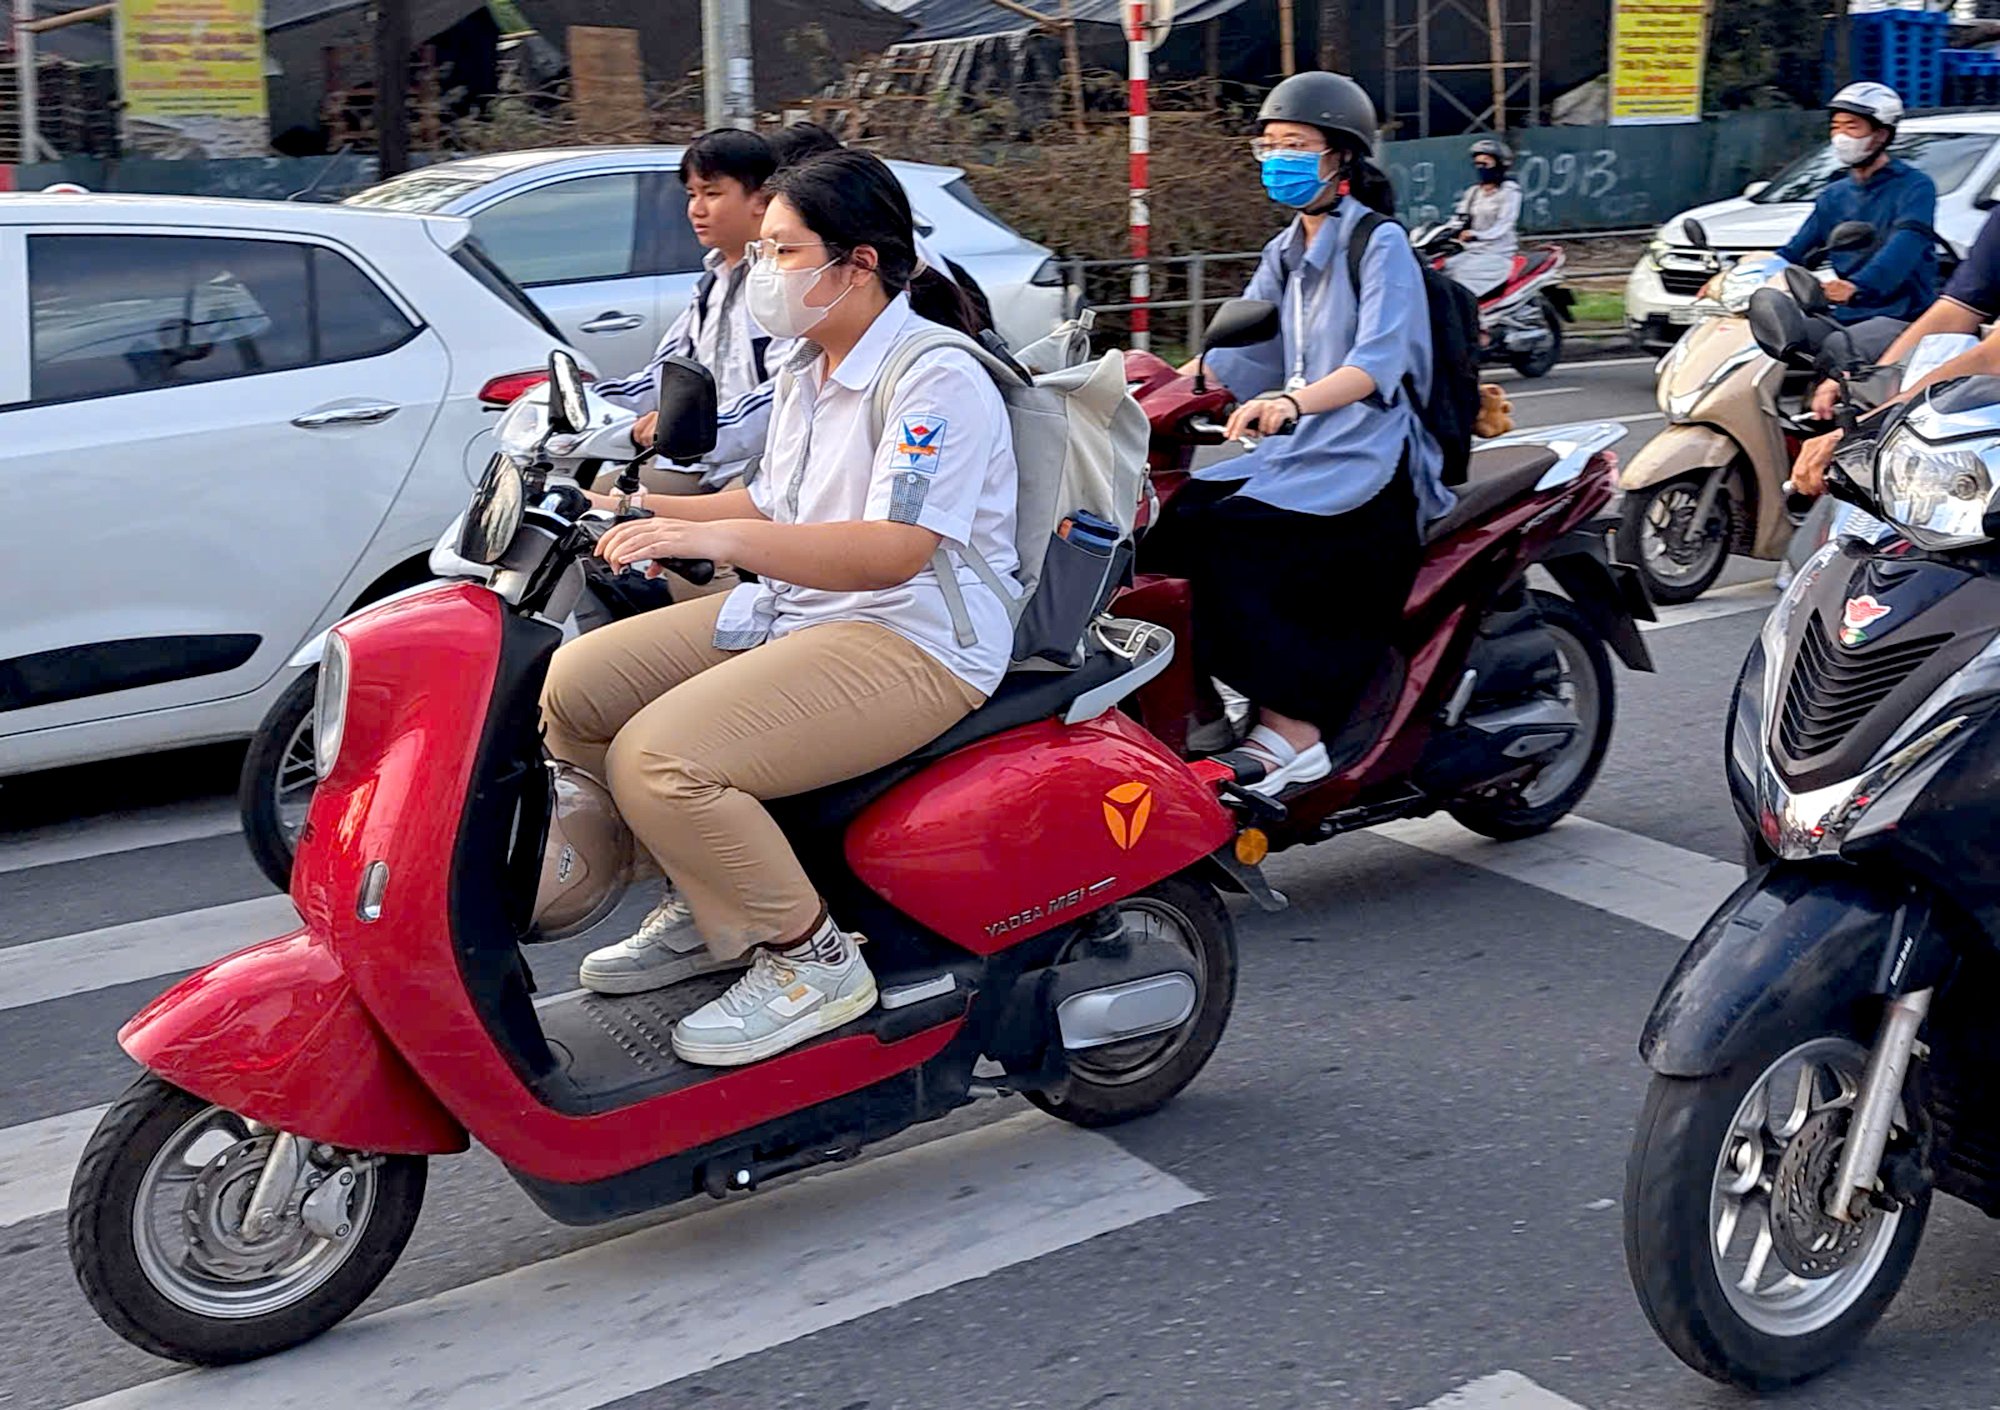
[1345,210,1392,300]
[694,267,718,323]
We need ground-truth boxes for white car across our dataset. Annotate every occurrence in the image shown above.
[345,146,1073,365]
[0,193,572,778]
[1626,114,2000,350]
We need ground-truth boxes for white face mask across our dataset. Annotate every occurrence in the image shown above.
[1832,132,1879,169]
[746,253,853,340]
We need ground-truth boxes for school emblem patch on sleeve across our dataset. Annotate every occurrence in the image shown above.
[896,416,948,473]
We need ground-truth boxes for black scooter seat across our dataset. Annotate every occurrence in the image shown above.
[1424,444,1562,545]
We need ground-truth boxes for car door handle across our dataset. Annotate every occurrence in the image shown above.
[580,311,645,334]
[292,403,400,428]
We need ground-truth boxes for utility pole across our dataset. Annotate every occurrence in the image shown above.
[1127,0,1150,351]
[702,0,754,129]
[14,0,41,162]
[374,0,411,176]
[1280,0,1296,75]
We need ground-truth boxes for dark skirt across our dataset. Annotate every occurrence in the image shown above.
[1138,469,1421,731]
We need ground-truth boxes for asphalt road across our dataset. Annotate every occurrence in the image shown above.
[11,356,1998,1410]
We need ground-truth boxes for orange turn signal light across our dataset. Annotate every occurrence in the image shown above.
[1234,828,1269,866]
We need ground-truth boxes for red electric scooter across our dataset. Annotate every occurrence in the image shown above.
[67,355,1249,1366]
[1117,298,1655,857]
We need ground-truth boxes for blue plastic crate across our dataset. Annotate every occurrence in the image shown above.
[1851,11,1948,109]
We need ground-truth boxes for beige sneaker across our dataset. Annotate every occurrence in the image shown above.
[578,891,745,995]
[671,924,877,1066]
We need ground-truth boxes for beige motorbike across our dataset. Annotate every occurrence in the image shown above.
[1617,220,1883,604]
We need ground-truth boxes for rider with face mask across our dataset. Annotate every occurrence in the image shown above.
[1775,83,1938,328]
[1145,71,1456,799]
[1443,138,1522,298]
[541,149,1018,1065]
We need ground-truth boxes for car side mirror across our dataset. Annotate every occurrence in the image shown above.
[1828,220,1876,253]
[1743,180,1770,199]
[1202,298,1281,351]
[651,355,717,462]
[1782,265,1830,317]
[546,349,588,436]
[1682,218,1710,250]
[1747,288,1813,369]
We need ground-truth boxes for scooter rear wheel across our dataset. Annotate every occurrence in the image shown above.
[68,1075,426,1365]
[1027,875,1237,1129]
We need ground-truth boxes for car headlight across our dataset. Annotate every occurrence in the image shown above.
[314,632,350,781]
[1875,425,1996,549]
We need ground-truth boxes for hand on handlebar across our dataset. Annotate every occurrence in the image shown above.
[1809,378,1841,421]
[596,515,731,581]
[1790,429,1843,499]
[1224,396,1301,442]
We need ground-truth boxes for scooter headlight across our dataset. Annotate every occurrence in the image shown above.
[314,632,350,781]
[1876,426,1996,550]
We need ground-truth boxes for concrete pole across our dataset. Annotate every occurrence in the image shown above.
[704,0,754,129]
[15,0,41,163]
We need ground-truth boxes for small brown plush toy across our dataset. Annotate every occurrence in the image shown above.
[1474,383,1514,438]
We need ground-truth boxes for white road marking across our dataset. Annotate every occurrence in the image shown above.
[0,800,240,876]
[0,894,299,1014]
[1642,578,1778,633]
[0,1102,109,1229]
[66,1111,1202,1410]
[1506,386,1582,401]
[1418,1371,1591,1410]
[1519,410,1665,433]
[1376,814,1743,943]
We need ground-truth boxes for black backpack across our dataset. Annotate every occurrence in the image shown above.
[1344,210,1481,487]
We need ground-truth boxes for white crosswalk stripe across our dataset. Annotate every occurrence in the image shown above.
[0,893,298,1014]
[63,1112,1199,1410]
[0,806,1725,1407]
[0,799,240,876]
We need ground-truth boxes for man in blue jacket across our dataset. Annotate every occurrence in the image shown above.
[1777,83,1937,328]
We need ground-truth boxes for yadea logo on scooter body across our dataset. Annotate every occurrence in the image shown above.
[1841,594,1893,647]
[1102,781,1154,850]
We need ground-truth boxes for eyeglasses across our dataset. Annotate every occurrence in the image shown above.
[745,238,830,264]
[1251,137,1328,160]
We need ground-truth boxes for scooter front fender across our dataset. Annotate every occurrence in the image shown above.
[1617,423,1739,493]
[120,927,468,1155]
[1640,864,1951,1079]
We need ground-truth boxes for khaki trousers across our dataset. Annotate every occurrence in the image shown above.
[541,594,984,955]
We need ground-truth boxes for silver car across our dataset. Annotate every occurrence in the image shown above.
[347,146,1072,366]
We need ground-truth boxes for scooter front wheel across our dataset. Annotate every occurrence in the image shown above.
[1624,1032,1928,1391]
[68,1075,426,1365]
[1027,874,1237,1129]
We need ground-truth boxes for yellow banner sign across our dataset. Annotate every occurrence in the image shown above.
[119,0,268,155]
[1609,0,1709,126]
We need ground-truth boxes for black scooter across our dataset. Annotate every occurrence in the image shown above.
[1624,290,2000,1390]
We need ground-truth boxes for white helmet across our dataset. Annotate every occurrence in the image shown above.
[1829,82,1904,131]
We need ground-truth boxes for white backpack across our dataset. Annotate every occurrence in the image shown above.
[866,320,1149,667]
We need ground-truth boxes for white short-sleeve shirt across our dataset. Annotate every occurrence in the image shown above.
[711,294,1021,695]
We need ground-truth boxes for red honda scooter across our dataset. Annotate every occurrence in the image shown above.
[67,356,1250,1367]
[1116,298,1655,862]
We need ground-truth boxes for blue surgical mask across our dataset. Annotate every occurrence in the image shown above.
[1261,151,1331,209]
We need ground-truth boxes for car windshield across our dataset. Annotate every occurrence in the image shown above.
[1753,132,1996,204]
[345,172,487,213]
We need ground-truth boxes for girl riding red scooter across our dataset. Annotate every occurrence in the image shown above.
[65,345,1251,1366]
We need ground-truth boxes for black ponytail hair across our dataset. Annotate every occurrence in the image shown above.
[765,148,982,337]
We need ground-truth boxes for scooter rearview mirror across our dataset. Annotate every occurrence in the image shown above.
[546,349,589,437]
[651,355,718,463]
[1202,299,1282,351]
[1782,265,1830,317]
[1681,218,1710,251]
[1747,288,1811,368]
[1827,220,1877,254]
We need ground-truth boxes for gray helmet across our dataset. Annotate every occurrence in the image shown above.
[1470,137,1512,164]
[1257,71,1380,158]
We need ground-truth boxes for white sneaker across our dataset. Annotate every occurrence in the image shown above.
[1232,725,1333,798]
[672,921,878,1067]
[578,891,745,996]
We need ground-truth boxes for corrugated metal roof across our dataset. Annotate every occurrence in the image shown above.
[893,0,1247,45]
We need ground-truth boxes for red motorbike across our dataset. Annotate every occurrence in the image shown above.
[66,355,1249,1366]
[1117,298,1654,861]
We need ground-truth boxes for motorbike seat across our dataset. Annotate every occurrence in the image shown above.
[771,651,1131,833]
[1423,444,1561,544]
[1512,250,1559,282]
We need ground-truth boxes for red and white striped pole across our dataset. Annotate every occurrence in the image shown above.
[1127,0,1150,351]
